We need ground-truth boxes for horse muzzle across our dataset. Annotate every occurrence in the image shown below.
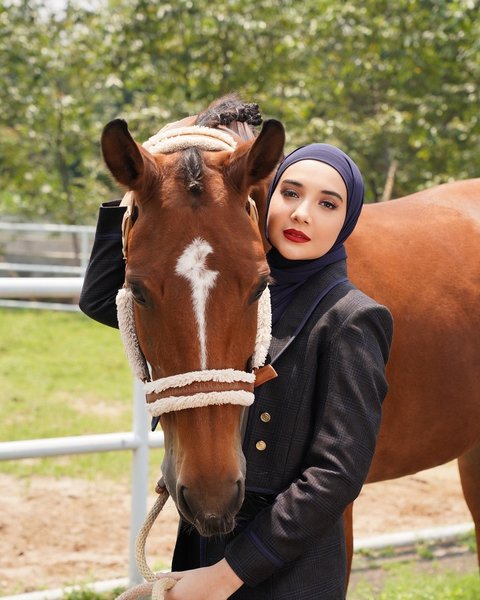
[176,478,245,537]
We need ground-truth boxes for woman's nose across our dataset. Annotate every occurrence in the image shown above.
[291,201,311,224]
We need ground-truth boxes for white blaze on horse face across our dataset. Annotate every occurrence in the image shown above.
[175,238,219,370]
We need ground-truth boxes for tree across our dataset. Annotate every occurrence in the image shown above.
[1,0,478,223]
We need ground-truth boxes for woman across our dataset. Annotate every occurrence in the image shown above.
[80,143,393,599]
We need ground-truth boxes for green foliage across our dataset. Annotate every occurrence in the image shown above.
[1,0,479,222]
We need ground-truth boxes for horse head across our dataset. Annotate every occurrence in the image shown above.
[101,97,285,536]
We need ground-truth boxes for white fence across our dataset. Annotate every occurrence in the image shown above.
[0,273,164,587]
[0,380,164,585]
[0,221,95,310]
[0,222,95,275]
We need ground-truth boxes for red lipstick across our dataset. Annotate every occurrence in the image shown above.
[283,228,311,243]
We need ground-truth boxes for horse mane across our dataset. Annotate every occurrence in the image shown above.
[179,94,261,197]
[195,93,262,128]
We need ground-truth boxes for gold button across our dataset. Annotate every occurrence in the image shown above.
[256,440,267,451]
[260,412,271,423]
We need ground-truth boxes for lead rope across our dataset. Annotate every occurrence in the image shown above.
[116,487,177,600]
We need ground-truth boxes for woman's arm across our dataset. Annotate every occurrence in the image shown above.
[79,200,126,328]
[224,303,393,587]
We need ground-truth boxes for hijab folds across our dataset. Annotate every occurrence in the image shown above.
[266,144,365,325]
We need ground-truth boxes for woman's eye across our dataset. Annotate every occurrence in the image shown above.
[281,188,299,199]
[320,200,336,209]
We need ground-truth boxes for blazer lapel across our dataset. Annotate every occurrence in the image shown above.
[269,260,349,365]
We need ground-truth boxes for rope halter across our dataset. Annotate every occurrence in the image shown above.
[116,124,274,417]
[116,284,271,416]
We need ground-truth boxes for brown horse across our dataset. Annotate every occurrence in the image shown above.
[101,97,285,536]
[346,179,480,563]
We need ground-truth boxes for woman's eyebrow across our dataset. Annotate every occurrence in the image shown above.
[282,178,304,188]
[322,190,344,201]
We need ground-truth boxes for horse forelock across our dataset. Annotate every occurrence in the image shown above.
[179,147,205,197]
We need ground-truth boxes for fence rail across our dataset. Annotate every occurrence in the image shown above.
[0,275,84,311]
[0,378,163,587]
[0,273,160,586]
[0,222,95,276]
[0,431,164,461]
[0,277,84,298]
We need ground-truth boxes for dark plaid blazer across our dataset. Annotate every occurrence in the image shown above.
[80,203,393,599]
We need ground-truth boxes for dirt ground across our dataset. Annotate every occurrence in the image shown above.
[0,461,476,596]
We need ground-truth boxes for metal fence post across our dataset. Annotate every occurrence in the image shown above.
[128,378,150,585]
[80,229,91,272]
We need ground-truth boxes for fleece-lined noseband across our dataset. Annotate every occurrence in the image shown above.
[116,125,273,417]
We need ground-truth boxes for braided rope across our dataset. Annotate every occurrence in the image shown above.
[143,125,237,155]
[115,578,176,600]
[115,489,177,600]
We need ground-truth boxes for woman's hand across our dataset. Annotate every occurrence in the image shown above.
[164,558,243,600]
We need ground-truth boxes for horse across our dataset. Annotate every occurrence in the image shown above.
[101,96,285,537]
[101,95,480,567]
[346,179,480,564]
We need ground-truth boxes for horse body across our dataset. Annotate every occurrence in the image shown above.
[346,179,480,562]
[347,179,480,481]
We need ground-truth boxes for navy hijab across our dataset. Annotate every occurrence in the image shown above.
[266,144,365,325]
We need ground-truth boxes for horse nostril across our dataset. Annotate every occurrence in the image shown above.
[178,485,193,520]
[236,478,245,505]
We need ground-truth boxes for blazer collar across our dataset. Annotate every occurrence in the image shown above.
[269,260,348,365]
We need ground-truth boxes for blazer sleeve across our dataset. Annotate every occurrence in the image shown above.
[79,200,126,329]
[224,303,393,587]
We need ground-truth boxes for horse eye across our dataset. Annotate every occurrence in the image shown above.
[130,282,147,305]
[250,279,269,303]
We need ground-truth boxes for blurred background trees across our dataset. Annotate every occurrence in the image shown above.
[1,0,478,223]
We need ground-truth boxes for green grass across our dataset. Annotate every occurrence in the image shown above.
[349,563,480,599]
[0,308,163,482]
[63,588,126,600]
[59,563,480,600]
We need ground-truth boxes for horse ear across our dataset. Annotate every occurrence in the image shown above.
[226,119,285,190]
[101,119,157,191]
